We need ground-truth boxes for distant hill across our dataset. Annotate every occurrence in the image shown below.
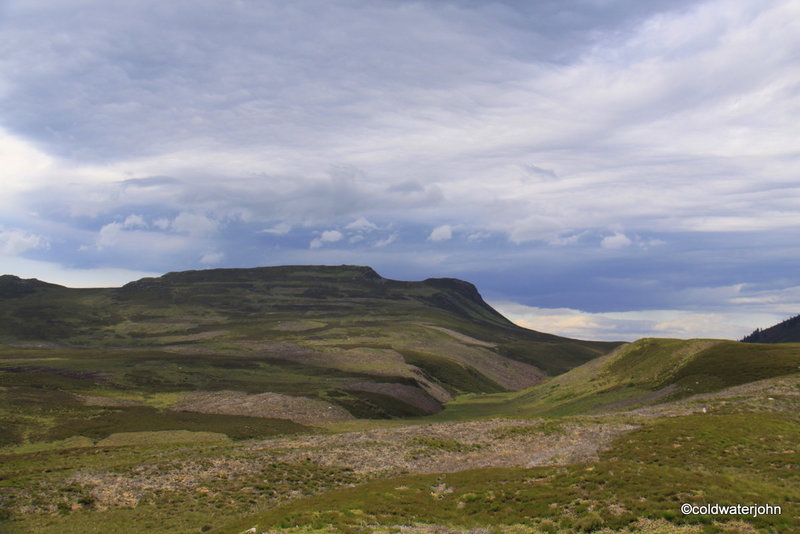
[741,314,800,343]
[0,265,620,429]
[0,274,63,297]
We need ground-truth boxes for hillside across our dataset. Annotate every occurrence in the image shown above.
[441,337,800,419]
[2,276,800,533]
[742,313,800,343]
[0,265,619,444]
[3,337,797,532]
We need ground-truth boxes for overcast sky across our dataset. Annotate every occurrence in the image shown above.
[2,0,799,341]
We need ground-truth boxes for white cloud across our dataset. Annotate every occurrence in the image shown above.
[123,214,147,229]
[0,128,53,209]
[95,222,123,250]
[601,232,632,249]
[467,231,490,242]
[548,232,584,246]
[309,229,343,249]
[260,222,291,235]
[374,233,397,247]
[507,216,565,244]
[321,230,343,242]
[200,251,224,264]
[171,212,219,237]
[492,301,780,342]
[345,217,378,232]
[428,225,452,242]
[92,221,190,258]
[0,227,46,255]
[152,218,171,230]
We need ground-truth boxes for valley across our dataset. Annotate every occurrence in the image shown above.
[0,266,798,533]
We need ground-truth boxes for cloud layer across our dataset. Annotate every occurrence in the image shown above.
[2,0,799,339]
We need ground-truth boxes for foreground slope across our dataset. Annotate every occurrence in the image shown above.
[3,339,797,533]
[0,265,618,447]
[210,339,800,534]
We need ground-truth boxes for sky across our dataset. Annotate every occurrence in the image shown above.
[2,0,800,341]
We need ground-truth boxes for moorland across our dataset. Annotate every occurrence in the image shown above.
[0,265,797,533]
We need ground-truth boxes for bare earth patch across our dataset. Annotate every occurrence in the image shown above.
[417,324,497,347]
[28,418,634,515]
[405,341,546,390]
[256,418,637,475]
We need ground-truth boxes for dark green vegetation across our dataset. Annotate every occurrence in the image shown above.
[742,313,800,343]
[2,267,800,533]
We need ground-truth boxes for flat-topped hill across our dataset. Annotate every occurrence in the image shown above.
[0,265,619,437]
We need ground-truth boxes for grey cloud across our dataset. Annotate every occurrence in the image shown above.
[119,176,181,188]
[523,163,558,180]
[0,0,703,163]
[3,0,800,341]
[388,180,425,193]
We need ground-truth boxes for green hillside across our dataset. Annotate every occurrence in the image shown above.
[0,265,618,447]
[440,337,800,419]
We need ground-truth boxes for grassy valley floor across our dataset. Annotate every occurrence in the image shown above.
[2,372,798,533]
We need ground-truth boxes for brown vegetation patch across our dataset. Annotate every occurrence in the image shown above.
[2,365,117,386]
[343,381,443,414]
[405,342,545,391]
[233,343,408,374]
[272,320,327,331]
[155,330,228,342]
[174,390,354,425]
[592,384,678,412]
[78,394,143,407]
[604,374,800,418]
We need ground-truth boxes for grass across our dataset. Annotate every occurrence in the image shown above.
[432,339,800,420]
[3,370,798,533]
[0,446,367,534]
[45,405,313,442]
[95,430,230,446]
[212,412,800,534]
